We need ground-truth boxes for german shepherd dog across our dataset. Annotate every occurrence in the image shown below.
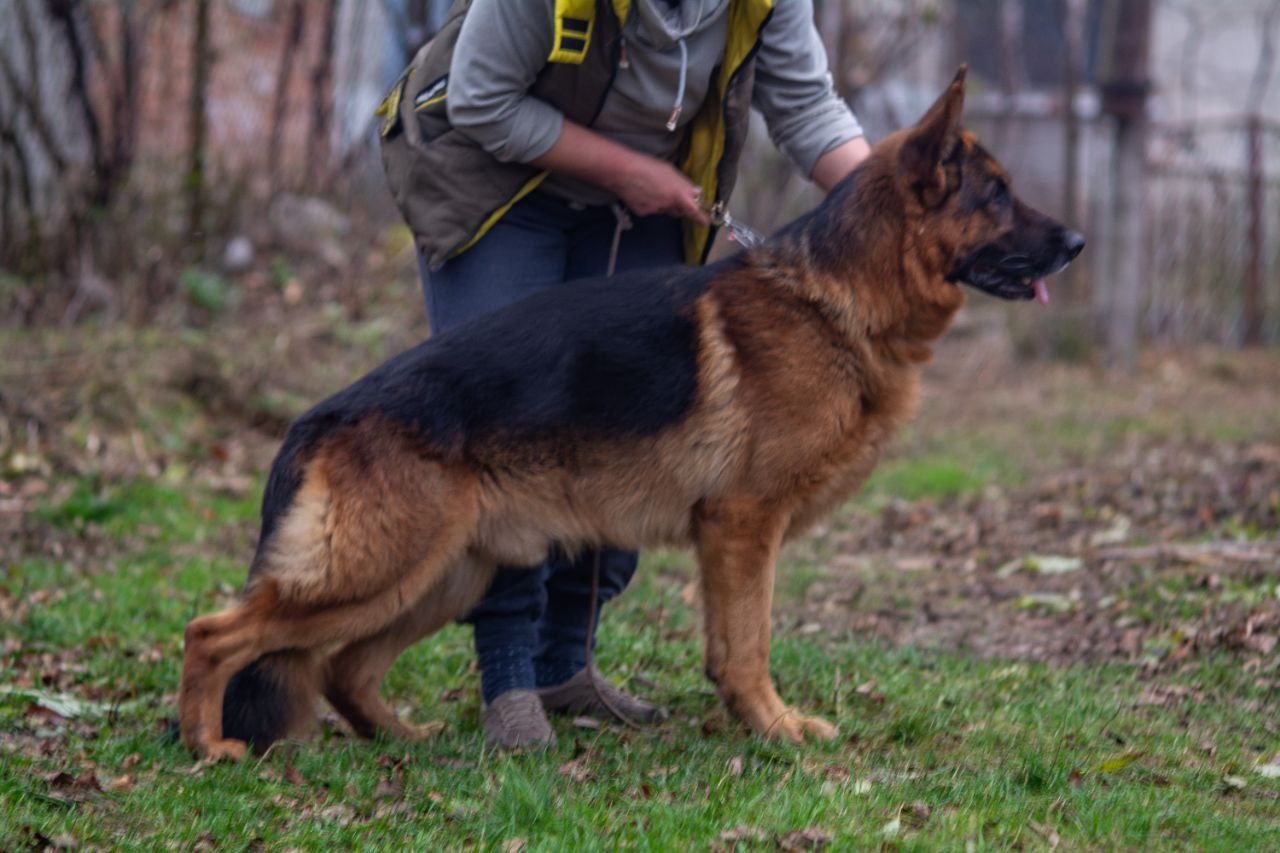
[179,68,1083,760]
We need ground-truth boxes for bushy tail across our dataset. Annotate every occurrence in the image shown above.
[221,651,321,752]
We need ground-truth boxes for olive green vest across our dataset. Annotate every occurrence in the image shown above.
[378,0,775,269]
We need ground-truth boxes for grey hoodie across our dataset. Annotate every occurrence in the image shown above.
[447,0,863,205]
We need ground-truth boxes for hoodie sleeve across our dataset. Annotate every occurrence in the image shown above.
[445,0,565,163]
[751,0,863,179]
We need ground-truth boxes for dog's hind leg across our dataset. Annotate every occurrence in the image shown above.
[324,554,495,741]
[180,451,481,760]
[695,498,839,744]
[181,544,474,760]
[180,596,276,761]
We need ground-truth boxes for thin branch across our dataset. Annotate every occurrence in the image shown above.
[44,0,109,203]
[1095,541,1280,565]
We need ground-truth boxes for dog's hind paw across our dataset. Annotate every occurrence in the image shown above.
[198,738,249,762]
[765,710,839,744]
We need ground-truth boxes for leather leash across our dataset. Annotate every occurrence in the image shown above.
[584,199,763,730]
[582,205,647,730]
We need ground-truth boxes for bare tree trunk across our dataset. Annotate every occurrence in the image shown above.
[269,0,306,193]
[114,0,140,193]
[1100,0,1154,370]
[0,2,70,174]
[0,121,42,268]
[995,0,1024,151]
[1243,1,1279,345]
[1107,121,1147,369]
[1243,115,1266,346]
[0,146,10,258]
[45,1,107,203]
[1247,0,1280,113]
[307,0,339,190]
[1061,0,1086,303]
[187,0,212,244]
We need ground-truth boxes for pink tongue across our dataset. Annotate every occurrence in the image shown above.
[1033,278,1050,306]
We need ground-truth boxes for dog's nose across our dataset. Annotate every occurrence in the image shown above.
[1061,230,1086,260]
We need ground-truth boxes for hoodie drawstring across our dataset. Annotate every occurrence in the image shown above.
[667,38,687,131]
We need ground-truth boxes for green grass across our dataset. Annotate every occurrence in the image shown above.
[4,478,1280,848]
[859,445,1023,504]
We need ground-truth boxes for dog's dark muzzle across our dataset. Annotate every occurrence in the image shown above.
[950,230,1085,303]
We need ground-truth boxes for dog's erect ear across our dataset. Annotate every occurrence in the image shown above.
[900,66,967,204]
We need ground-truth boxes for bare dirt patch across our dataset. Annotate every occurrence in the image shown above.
[794,437,1279,666]
[6,301,1280,678]
[785,330,1280,672]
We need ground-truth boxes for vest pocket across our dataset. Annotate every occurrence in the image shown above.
[414,74,449,113]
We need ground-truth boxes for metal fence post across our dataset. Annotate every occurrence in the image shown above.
[1244,114,1265,347]
[1099,0,1154,370]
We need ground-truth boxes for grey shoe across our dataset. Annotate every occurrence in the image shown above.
[481,690,556,750]
[537,668,668,724]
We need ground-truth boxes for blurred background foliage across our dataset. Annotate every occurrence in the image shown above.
[0,0,1277,360]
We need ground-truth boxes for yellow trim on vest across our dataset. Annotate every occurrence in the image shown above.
[449,171,550,258]
[680,0,774,264]
[375,72,407,138]
[549,0,596,64]
[610,0,630,24]
[416,93,446,110]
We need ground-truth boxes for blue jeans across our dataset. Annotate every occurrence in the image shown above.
[418,191,685,702]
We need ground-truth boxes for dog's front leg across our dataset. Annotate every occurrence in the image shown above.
[695,499,839,744]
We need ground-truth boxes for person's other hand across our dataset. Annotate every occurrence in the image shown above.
[609,154,711,225]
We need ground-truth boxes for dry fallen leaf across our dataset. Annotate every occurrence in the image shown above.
[559,757,592,783]
[314,803,357,825]
[373,774,405,802]
[45,770,104,804]
[777,827,832,850]
[999,555,1082,577]
[854,680,885,703]
[106,775,134,793]
[1028,819,1061,849]
[1096,750,1144,773]
[906,801,932,827]
[718,826,765,844]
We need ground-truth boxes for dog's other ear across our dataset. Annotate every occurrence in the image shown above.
[900,66,967,204]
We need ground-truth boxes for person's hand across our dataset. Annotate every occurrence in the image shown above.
[608,153,711,225]
[530,121,711,225]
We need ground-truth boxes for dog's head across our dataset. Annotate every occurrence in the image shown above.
[890,67,1084,306]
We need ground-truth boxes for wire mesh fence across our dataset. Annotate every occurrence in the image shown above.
[0,0,1276,349]
[1145,117,1279,346]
